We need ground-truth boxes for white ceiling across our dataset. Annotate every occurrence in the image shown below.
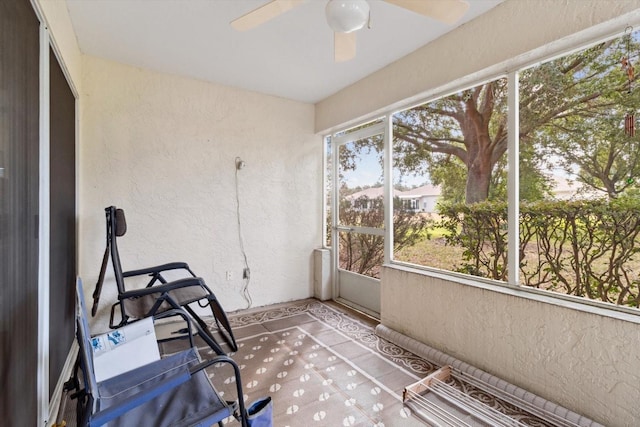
[65,0,503,103]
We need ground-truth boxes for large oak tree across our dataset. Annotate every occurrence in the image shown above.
[393,36,640,204]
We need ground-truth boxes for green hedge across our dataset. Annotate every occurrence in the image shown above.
[439,198,640,308]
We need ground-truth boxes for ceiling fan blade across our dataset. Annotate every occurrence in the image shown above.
[383,0,470,25]
[334,32,356,62]
[231,0,304,31]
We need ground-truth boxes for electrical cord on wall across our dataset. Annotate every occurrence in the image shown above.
[235,156,253,309]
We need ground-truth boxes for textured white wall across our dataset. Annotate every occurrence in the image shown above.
[381,266,640,426]
[79,56,321,332]
[316,0,640,132]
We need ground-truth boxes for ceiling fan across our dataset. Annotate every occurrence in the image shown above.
[230,0,470,62]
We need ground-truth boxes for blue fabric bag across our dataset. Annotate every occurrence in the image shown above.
[247,396,273,427]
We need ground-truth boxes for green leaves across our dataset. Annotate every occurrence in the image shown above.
[392,30,640,206]
[338,197,431,278]
[440,198,640,307]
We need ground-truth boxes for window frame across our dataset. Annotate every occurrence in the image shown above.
[323,21,640,319]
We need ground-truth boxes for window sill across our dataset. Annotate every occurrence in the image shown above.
[385,261,640,325]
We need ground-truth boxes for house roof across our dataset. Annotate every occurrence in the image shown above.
[345,187,394,200]
[345,185,441,200]
[345,178,609,202]
[398,184,441,198]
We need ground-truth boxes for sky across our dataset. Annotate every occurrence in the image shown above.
[338,146,427,189]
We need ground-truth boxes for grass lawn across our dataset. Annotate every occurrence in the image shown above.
[394,229,640,308]
[395,235,465,271]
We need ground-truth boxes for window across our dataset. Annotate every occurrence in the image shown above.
[336,131,385,278]
[392,77,509,280]
[517,30,640,307]
[324,26,640,312]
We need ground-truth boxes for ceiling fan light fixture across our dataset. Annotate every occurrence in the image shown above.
[325,0,369,33]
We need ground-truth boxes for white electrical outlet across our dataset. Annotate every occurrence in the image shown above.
[226,271,233,281]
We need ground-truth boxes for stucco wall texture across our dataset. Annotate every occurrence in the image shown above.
[78,56,321,332]
[41,1,640,423]
[381,266,640,426]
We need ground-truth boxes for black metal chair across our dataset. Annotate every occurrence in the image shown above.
[92,205,237,355]
[76,278,248,427]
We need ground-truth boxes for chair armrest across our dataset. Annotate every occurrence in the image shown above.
[119,277,209,299]
[153,308,195,348]
[189,355,247,423]
[189,355,239,375]
[122,262,194,278]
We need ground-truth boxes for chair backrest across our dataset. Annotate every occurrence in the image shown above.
[76,278,100,414]
[106,205,127,295]
[91,206,129,316]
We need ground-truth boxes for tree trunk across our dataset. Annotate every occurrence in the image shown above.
[466,154,492,204]
[461,93,495,204]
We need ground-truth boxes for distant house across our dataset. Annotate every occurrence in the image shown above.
[397,184,441,212]
[345,176,608,213]
[549,176,606,200]
[345,184,442,213]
